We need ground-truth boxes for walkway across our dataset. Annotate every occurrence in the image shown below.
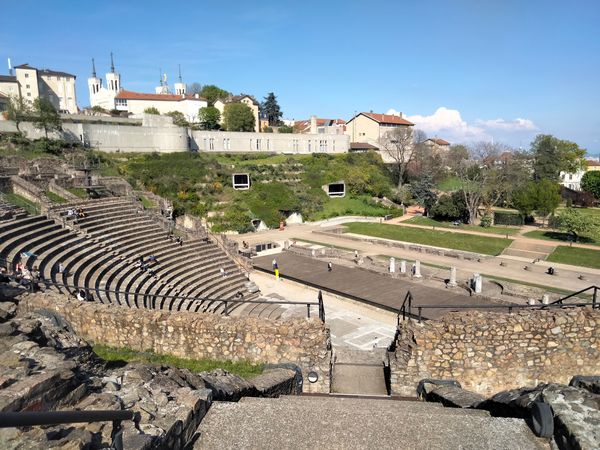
[254,253,501,320]
[232,222,600,293]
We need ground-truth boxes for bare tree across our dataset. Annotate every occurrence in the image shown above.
[188,82,202,95]
[6,95,32,133]
[379,127,425,188]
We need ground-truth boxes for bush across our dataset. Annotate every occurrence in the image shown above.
[480,215,492,228]
[431,192,468,222]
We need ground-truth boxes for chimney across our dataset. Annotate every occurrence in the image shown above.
[310,115,317,134]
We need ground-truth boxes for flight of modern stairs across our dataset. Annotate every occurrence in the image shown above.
[501,240,556,261]
[195,395,550,449]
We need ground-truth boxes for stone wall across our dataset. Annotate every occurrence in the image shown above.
[19,292,332,393]
[9,176,51,213]
[390,308,599,397]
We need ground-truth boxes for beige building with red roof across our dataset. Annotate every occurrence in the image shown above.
[114,90,207,122]
[423,137,451,152]
[294,116,346,134]
[214,95,260,132]
[344,112,414,145]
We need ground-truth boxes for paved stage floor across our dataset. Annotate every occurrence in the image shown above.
[254,252,506,320]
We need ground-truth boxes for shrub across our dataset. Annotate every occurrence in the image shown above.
[480,215,492,228]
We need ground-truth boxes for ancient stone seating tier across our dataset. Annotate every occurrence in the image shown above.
[0,197,257,313]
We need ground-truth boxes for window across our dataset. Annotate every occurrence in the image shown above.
[255,139,261,150]
[27,92,31,97]
[292,139,299,152]
[266,139,270,150]
[319,140,328,152]
[209,138,215,150]
[24,73,29,78]
[115,98,127,107]
[26,84,30,89]
[308,141,311,152]
[223,138,231,150]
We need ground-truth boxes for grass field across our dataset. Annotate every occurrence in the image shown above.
[523,230,600,247]
[310,196,401,221]
[406,216,520,236]
[546,246,600,269]
[93,345,264,379]
[4,193,41,215]
[343,222,512,255]
[436,176,461,192]
[46,191,67,204]
[66,187,88,199]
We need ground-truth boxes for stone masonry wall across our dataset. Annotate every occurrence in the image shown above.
[19,292,332,393]
[390,308,599,397]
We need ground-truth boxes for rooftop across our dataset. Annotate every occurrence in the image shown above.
[115,90,207,102]
[0,75,17,83]
[15,63,75,78]
[355,112,415,126]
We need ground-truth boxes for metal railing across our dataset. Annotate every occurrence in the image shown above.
[0,410,138,450]
[399,286,599,323]
[27,279,325,322]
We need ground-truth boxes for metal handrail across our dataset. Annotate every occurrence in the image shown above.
[0,410,138,450]
[399,286,599,323]
[29,279,324,322]
[541,285,599,309]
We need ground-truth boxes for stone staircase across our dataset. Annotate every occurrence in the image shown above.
[331,347,388,396]
[195,395,550,449]
[502,240,556,261]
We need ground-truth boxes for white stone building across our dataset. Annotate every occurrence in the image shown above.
[214,95,260,132]
[0,63,78,114]
[87,55,121,111]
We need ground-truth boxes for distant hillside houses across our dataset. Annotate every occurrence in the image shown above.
[560,158,600,191]
[214,95,260,133]
[294,116,346,135]
[0,62,78,114]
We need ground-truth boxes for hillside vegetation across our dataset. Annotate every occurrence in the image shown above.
[95,151,401,232]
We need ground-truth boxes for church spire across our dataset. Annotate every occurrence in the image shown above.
[178,64,182,83]
[91,58,96,77]
[159,68,163,86]
[110,52,115,73]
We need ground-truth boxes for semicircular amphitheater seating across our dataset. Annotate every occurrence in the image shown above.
[0,197,259,314]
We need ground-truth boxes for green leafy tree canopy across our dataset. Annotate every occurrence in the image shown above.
[531,134,586,181]
[198,106,221,130]
[6,96,33,132]
[199,85,230,106]
[32,98,61,138]
[223,103,255,132]
[556,208,599,241]
[165,111,189,127]
[261,92,282,126]
[144,107,160,115]
[581,171,600,199]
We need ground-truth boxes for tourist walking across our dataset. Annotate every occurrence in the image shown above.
[272,259,278,270]
[327,261,332,272]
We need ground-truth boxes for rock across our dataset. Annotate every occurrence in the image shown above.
[199,369,259,401]
[251,368,299,397]
[570,376,600,395]
[425,385,487,409]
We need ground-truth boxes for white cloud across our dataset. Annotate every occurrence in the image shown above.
[403,107,490,143]
[388,106,538,144]
[476,118,537,131]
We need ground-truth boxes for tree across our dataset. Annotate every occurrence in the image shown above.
[223,103,255,132]
[90,105,109,116]
[379,127,422,188]
[144,107,160,115]
[198,106,221,130]
[188,82,202,95]
[445,144,469,170]
[555,208,599,242]
[457,162,486,224]
[199,85,230,106]
[6,96,32,133]
[534,179,561,221]
[531,134,586,181]
[278,124,293,133]
[32,98,61,138]
[412,174,437,216]
[165,111,189,127]
[512,181,537,219]
[581,171,600,199]
[261,92,283,126]
[431,192,468,222]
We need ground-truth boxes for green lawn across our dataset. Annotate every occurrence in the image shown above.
[310,196,402,221]
[67,187,88,199]
[546,246,600,269]
[557,207,600,218]
[343,222,512,255]
[436,176,461,192]
[46,191,67,204]
[523,230,600,247]
[139,195,156,209]
[405,216,520,236]
[93,345,264,379]
[4,193,41,215]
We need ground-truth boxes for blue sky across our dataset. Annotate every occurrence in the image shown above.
[1,0,599,152]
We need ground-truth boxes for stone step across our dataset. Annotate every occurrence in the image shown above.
[508,241,556,253]
[195,400,548,450]
[332,364,388,395]
[256,395,490,416]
